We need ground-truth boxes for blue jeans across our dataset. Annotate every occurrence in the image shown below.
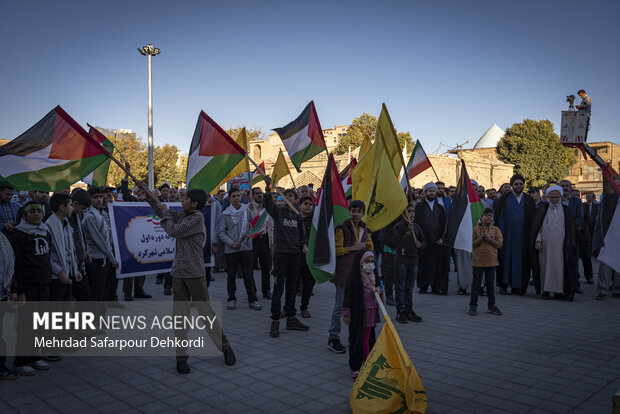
[394,261,417,312]
[328,284,345,340]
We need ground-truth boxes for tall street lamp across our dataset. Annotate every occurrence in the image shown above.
[138,44,160,190]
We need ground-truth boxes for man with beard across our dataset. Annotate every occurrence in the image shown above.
[494,174,536,295]
[415,182,448,294]
[435,181,452,216]
[532,186,578,300]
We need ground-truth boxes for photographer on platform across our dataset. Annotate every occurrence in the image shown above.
[576,89,591,114]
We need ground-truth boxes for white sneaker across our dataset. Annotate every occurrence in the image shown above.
[14,365,36,376]
[249,301,262,310]
[30,360,50,371]
[227,300,237,310]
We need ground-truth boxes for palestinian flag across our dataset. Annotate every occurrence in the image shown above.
[273,101,327,172]
[186,111,246,194]
[339,158,357,198]
[82,127,114,187]
[400,139,432,190]
[251,161,266,186]
[444,161,485,252]
[248,209,269,238]
[306,154,351,284]
[0,106,110,191]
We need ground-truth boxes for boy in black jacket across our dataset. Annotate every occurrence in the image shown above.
[389,204,425,324]
[263,176,308,338]
[10,201,52,375]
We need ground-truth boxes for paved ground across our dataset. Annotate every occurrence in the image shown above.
[2,260,619,414]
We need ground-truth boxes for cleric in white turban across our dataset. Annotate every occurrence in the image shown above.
[423,182,437,193]
[545,185,563,197]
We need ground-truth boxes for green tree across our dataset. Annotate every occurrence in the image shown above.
[334,113,413,155]
[497,119,575,188]
[154,144,184,187]
[334,113,376,155]
[105,131,148,186]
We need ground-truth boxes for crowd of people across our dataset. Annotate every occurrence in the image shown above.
[1,168,618,380]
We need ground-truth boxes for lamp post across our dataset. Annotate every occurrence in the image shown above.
[138,44,160,190]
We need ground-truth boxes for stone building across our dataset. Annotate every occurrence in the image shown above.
[563,141,620,195]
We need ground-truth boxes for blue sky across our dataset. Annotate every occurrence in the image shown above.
[1,0,618,153]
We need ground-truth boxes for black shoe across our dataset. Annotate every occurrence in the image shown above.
[396,312,408,324]
[270,320,280,338]
[542,292,551,299]
[134,292,152,299]
[0,366,18,380]
[263,291,272,300]
[286,317,309,331]
[124,293,133,301]
[575,287,583,294]
[406,311,422,322]
[164,287,172,296]
[596,294,606,301]
[487,306,503,315]
[457,288,467,295]
[418,288,428,294]
[156,275,164,285]
[468,305,478,316]
[223,347,236,366]
[328,339,346,354]
[499,287,508,295]
[386,296,396,306]
[479,288,487,296]
[176,361,190,374]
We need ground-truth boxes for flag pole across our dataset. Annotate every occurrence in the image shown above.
[374,291,388,319]
[243,153,299,214]
[289,171,298,192]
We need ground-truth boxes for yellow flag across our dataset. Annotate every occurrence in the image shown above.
[215,128,251,189]
[352,104,407,231]
[271,149,291,186]
[350,315,428,414]
[375,103,407,177]
[359,135,372,161]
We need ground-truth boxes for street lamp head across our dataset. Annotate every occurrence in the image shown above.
[138,44,160,56]
[137,47,147,56]
[153,48,160,55]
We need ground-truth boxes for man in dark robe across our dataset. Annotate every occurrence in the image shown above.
[494,174,536,295]
[531,185,578,300]
[415,182,448,294]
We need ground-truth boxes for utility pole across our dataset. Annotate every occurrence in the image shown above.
[138,44,160,190]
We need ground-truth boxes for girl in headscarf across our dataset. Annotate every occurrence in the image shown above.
[342,250,382,379]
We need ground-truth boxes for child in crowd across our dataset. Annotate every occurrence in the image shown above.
[389,203,425,324]
[470,208,503,316]
[10,201,52,375]
[342,250,382,379]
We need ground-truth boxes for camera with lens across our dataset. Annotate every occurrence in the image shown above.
[566,94,575,109]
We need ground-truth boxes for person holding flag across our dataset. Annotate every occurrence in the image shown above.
[136,180,236,374]
[298,196,316,318]
[263,176,308,338]
[342,250,381,379]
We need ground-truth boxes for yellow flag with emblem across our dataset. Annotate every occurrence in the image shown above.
[214,127,251,189]
[350,314,428,414]
[271,149,291,186]
[352,104,407,231]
